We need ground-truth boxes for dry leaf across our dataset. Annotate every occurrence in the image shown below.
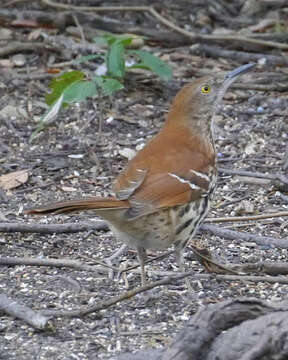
[0,170,29,190]
[235,200,254,215]
[0,59,13,68]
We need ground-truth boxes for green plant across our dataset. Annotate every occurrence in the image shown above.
[31,33,172,141]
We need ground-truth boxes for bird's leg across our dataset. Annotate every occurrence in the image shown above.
[175,244,194,291]
[174,245,185,273]
[190,242,239,275]
[106,244,128,263]
[137,246,147,286]
[105,244,128,279]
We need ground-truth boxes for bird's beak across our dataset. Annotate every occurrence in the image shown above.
[225,63,256,80]
[221,62,255,94]
[214,63,255,114]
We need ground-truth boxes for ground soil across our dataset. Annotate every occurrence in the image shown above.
[0,1,288,359]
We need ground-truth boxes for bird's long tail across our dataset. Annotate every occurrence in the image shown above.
[25,197,129,215]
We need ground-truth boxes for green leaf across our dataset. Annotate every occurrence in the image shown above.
[93,35,109,46]
[102,77,124,96]
[101,78,123,96]
[62,80,98,104]
[129,50,172,81]
[128,63,150,70]
[93,76,124,96]
[46,71,85,106]
[30,94,64,142]
[107,42,125,78]
[98,33,134,47]
[113,35,134,48]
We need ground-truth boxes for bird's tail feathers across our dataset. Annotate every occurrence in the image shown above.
[25,197,129,215]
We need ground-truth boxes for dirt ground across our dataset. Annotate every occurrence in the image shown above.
[0,1,288,359]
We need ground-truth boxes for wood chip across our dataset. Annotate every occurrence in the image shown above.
[0,170,28,190]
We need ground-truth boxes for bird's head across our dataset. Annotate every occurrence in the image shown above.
[167,63,255,131]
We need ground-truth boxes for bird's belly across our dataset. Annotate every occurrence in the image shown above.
[109,210,175,250]
[173,196,210,248]
[108,196,211,251]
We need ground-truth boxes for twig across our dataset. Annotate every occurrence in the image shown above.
[196,273,288,285]
[2,211,288,235]
[72,13,86,43]
[0,293,51,330]
[40,0,288,50]
[41,0,149,12]
[39,271,195,317]
[0,221,108,233]
[5,249,286,280]
[200,224,288,249]
[120,250,175,275]
[230,262,288,276]
[0,256,108,274]
[16,181,55,194]
[190,44,288,66]
[77,254,119,272]
[233,82,288,92]
[0,42,63,57]
[155,259,288,277]
[205,211,288,223]
[148,9,288,50]
[157,272,288,285]
[189,244,240,275]
[219,167,288,184]
[5,0,34,6]
[39,271,288,317]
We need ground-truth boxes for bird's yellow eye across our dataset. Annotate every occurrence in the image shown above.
[201,85,211,94]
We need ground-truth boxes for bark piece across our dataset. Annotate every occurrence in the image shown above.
[111,298,288,360]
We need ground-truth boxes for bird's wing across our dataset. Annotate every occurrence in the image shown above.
[113,150,215,220]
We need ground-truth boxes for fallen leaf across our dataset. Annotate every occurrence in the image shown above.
[0,170,29,190]
[235,200,254,215]
[0,59,13,68]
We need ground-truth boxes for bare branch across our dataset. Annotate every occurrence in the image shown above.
[0,293,51,330]
[205,212,288,223]
[0,256,108,274]
[219,167,288,185]
[200,224,288,249]
[0,221,108,233]
[0,42,63,57]
[39,272,288,318]
[40,0,288,50]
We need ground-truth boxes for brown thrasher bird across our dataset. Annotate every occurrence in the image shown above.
[26,63,255,285]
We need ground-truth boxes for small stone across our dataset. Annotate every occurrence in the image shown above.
[258,57,267,65]
[118,148,136,160]
[0,28,12,40]
[11,54,26,67]
[0,105,19,118]
[68,154,84,159]
[61,186,77,192]
[241,242,257,248]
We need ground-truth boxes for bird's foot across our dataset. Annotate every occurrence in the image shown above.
[190,245,239,275]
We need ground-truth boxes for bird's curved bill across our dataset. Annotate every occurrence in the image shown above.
[226,63,256,80]
[213,63,255,114]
